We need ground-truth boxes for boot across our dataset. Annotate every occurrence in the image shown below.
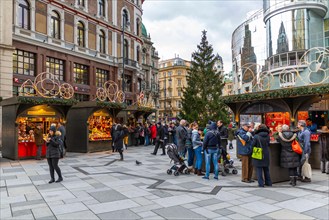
[321,161,325,173]
[55,176,63,183]
[194,168,198,175]
[197,169,204,176]
[290,176,296,186]
[119,153,124,161]
[326,161,329,174]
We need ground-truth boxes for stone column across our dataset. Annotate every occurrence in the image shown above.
[0,0,14,148]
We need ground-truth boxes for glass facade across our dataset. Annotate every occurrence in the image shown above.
[46,57,64,81]
[96,68,108,87]
[13,49,35,76]
[73,63,89,85]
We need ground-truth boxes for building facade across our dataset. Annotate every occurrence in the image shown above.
[158,57,190,121]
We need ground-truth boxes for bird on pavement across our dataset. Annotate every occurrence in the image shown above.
[136,160,142,165]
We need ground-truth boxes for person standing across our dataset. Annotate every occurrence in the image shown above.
[163,123,169,147]
[46,126,63,183]
[57,122,66,155]
[34,123,44,160]
[176,119,188,156]
[169,122,177,145]
[236,123,254,183]
[112,123,127,161]
[151,122,165,155]
[217,120,228,152]
[192,122,204,176]
[133,123,141,146]
[251,124,272,187]
[202,122,221,180]
[144,123,151,146]
[111,120,117,152]
[277,124,300,186]
[150,122,157,145]
[227,123,237,150]
[297,120,312,182]
[186,123,194,172]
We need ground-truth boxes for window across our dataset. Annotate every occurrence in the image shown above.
[77,0,85,7]
[50,11,60,39]
[178,89,182,97]
[77,21,85,47]
[13,49,35,76]
[13,85,35,96]
[99,30,105,53]
[73,63,89,85]
[124,39,128,59]
[96,68,108,87]
[18,0,30,29]
[46,57,65,81]
[136,18,140,35]
[123,9,129,26]
[124,75,132,92]
[98,0,105,16]
[136,46,140,62]
[177,79,181,86]
[177,70,182,76]
[74,93,89,101]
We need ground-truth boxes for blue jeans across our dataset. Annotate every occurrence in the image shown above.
[187,147,195,167]
[144,135,150,146]
[204,148,219,178]
[194,146,203,170]
[173,136,177,145]
[256,167,272,187]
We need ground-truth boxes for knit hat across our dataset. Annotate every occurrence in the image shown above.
[49,126,56,132]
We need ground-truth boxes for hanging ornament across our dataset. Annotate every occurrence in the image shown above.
[315,115,318,118]
[321,114,325,118]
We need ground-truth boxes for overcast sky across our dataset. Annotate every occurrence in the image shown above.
[142,0,263,72]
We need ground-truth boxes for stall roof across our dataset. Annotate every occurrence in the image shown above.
[127,105,157,113]
[0,96,78,106]
[71,101,127,109]
[220,84,329,104]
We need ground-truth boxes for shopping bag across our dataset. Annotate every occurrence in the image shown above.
[251,147,263,160]
[237,135,246,146]
[292,139,303,154]
[301,158,312,178]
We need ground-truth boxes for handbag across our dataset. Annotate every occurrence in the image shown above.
[292,139,303,154]
[302,157,312,178]
[251,138,263,160]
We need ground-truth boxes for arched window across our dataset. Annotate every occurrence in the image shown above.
[124,39,128,60]
[50,11,60,39]
[99,30,105,53]
[136,46,140,62]
[77,21,85,47]
[98,0,105,16]
[123,9,129,27]
[136,18,140,36]
[77,0,85,7]
[18,0,30,29]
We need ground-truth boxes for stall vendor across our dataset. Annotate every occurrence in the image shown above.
[306,118,317,134]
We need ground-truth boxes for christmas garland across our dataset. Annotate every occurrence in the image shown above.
[17,96,78,105]
[96,101,127,109]
[221,84,329,103]
[137,106,157,113]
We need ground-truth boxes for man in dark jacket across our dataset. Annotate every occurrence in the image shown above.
[217,120,228,151]
[236,123,254,183]
[151,122,165,155]
[176,119,188,156]
[34,123,44,160]
[202,122,221,180]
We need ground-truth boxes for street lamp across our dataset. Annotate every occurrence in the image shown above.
[122,11,129,92]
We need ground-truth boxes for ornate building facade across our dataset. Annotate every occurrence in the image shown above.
[158,57,190,121]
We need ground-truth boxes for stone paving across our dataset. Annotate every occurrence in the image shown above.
[0,142,328,220]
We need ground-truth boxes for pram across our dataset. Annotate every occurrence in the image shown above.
[166,143,190,176]
[218,148,238,176]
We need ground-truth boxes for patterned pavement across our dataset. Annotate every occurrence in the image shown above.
[1,141,328,220]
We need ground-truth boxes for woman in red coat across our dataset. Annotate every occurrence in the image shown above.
[150,122,157,145]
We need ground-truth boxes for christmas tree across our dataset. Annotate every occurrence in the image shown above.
[180,30,228,126]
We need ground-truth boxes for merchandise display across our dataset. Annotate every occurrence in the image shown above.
[88,110,113,141]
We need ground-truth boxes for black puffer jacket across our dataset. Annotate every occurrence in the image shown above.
[251,128,270,167]
[277,131,300,168]
[46,135,60,158]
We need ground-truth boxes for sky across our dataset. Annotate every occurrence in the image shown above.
[142,0,263,72]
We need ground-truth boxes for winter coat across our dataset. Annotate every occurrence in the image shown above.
[192,129,203,149]
[134,126,141,138]
[320,133,329,161]
[58,125,66,141]
[156,125,165,142]
[185,128,193,148]
[34,128,44,146]
[150,125,157,139]
[251,128,270,167]
[236,128,253,155]
[176,125,188,148]
[163,125,169,140]
[228,127,237,141]
[113,125,127,150]
[203,122,221,150]
[298,129,311,154]
[277,131,300,168]
[46,135,60,158]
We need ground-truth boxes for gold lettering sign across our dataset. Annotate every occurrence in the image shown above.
[27,109,56,116]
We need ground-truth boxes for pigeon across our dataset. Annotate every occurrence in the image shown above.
[136,160,142,165]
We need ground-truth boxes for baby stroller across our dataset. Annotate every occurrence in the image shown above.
[218,148,238,176]
[166,143,190,176]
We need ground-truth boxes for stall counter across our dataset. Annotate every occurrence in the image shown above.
[18,142,47,158]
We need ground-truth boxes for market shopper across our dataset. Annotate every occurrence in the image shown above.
[151,122,165,155]
[277,124,300,186]
[191,122,204,176]
[227,123,237,149]
[251,124,272,187]
[297,120,312,182]
[176,119,188,156]
[186,123,194,172]
[112,123,127,161]
[46,126,63,183]
[34,123,44,160]
[236,123,254,183]
[150,122,157,145]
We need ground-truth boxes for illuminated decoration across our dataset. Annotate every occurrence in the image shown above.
[27,109,56,116]
[19,72,74,99]
[95,80,125,103]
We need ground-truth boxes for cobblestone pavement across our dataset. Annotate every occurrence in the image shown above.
[1,142,328,220]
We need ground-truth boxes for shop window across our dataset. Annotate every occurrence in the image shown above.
[98,30,106,53]
[98,0,105,16]
[77,21,85,47]
[96,68,108,87]
[88,109,113,141]
[73,63,89,85]
[50,10,60,39]
[74,93,89,101]
[46,57,64,81]
[18,0,30,30]
[13,49,35,76]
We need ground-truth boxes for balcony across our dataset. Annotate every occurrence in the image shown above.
[118,58,138,70]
